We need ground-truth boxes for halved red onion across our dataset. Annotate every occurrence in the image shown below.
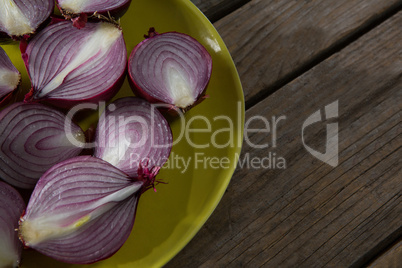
[57,0,132,22]
[0,47,20,107]
[94,97,172,178]
[0,102,84,189]
[0,181,25,268]
[19,156,146,264]
[128,28,212,112]
[0,0,54,38]
[22,21,127,109]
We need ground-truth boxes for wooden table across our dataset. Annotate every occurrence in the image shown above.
[167,1,402,267]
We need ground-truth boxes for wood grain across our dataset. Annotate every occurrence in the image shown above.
[190,0,250,22]
[167,10,402,268]
[213,0,402,107]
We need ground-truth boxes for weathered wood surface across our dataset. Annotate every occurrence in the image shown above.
[167,2,402,267]
[212,0,402,107]
[368,240,402,268]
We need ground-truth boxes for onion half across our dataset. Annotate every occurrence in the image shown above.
[0,47,20,107]
[94,97,172,178]
[0,181,25,268]
[22,21,127,109]
[19,156,145,264]
[57,0,132,22]
[0,102,84,189]
[0,0,54,38]
[128,28,212,112]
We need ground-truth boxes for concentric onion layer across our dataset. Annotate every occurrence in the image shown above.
[128,31,212,109]
[0,47,20,106]
[0,102,84,189]
[94,97,172,178]
[19,156,142,264]
[0,0,54,37]
[57,0,131,17]
[24,21,127,108]
[0,181,25,268]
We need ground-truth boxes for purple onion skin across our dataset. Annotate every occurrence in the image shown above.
[0,102,84,189]
[94,97,173,178]
[103,0,132,19]
[0,47,20,108]
[128,29,212,113]
[0,0,54,38]
[57,0,132,21]
[0,181,25,268]
[22,21,127,109]
[19,156,146,264]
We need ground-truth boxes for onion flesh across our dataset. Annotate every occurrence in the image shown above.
[128,28,212,111]
[0,102,84,189]
[0,181,25,268]
[94,97,172,178]
[0,0,54,37]
[57,0,132,19]
[19,156,145,264]
[23,21,127,109]
[0,47,20,107]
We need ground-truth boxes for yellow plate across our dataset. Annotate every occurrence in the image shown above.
[1,0,244,267]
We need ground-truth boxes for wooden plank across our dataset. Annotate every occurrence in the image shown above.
[213,0,402,106]
[368,240,402,268]
[190,0,250,22]
[166,11,402,268]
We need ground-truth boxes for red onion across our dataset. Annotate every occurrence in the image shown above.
[0,181,25,268]
[0,0,54,38]
[0,102,84,189]
[128,28,212,112]
[94,97,172,178]
[0,47,20,107]
[57,0,132,24]
[19,155,149,264]
[22,21,127,109]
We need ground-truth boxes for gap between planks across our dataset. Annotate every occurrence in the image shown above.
[190,0,252,23]
[365,238,402,268]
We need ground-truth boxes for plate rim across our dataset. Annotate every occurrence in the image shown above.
[157,0,245,266]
